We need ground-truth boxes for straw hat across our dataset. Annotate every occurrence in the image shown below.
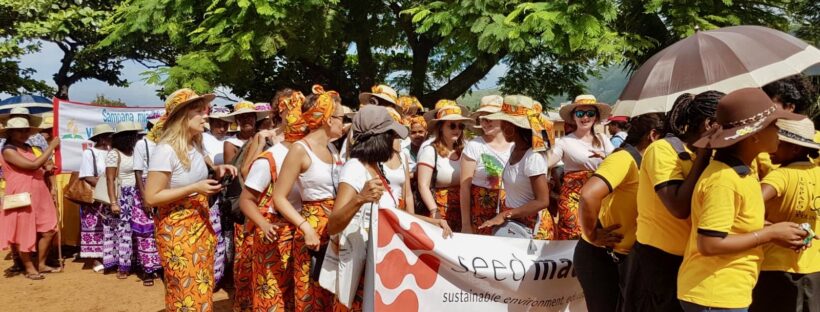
[0,107,42,125]
[164,88,216,120]
[218,101,268,122]
[89,123,115,140]
[694,88,802,149]
[38,112,54,129]
[558,95,612,124]
[359,84,399,107]
[0,116,41,138]
[209,106,231,120]
[471,95,503,119]
[113,121,143,135]
[483,95,537,129]
[425,102,473,132]
[340,105,356,119]
[775,118,820,150]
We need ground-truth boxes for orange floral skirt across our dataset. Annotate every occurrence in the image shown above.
[471,185,504,235]
[154,194,216,312]
[433,186,461,233]
[555,170,593,240]
[251,213,295,312]
[292,199,335,312]
[233,223,254,312]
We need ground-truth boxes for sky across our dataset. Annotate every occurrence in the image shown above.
[5,41,508,107]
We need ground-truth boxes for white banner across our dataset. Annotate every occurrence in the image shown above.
[371,208,586,312]
[54,98,163,172]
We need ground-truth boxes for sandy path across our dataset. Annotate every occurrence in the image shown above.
[0,251,232,312]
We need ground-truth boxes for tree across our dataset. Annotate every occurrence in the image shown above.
[2,0,129,100]
[91,94,126,107]
[0,4,53,96]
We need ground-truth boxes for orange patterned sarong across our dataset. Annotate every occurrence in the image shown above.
[555,170,593,240]
[433,186,462,232]
[470,185,504,235]
[292,199,335,311]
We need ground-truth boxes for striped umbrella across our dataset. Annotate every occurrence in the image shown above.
[0,94,53,114]
[612,25,820,117]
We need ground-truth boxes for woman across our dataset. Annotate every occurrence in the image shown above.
[103,121,160,285]
[328,105,451,311]
[383,107,415,213]
[417,101,471,232]
[144,88,236,310]
[222,101,267,165]
[202,106,231,166]
[575,113,664,312]
[678,88,810,312]
[0,116,61,280]
[751,117,820,312]
[403,115,428,174]
[271,85,346,311]
[238,89,305,311]
[549,95,614,240]
[622,91,721,312]
[478,95,550,235]
[460,95,512,235]
[77,124,114,272]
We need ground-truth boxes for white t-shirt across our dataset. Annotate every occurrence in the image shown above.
[105,150,137,186]
[133,138,156,178]
[417,144,461,188]
[548,133,614,172]
[340,158,398,210]
[462,137,512,189]
[245,143,302,212]
[382,152,407,204]
[79,148,108,178]
[503,149,548,209]
[203,132,229,165]
[148,143,208,189]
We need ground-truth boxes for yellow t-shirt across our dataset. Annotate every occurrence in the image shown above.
[760,161,820,274]
[750,152,778,180]
[581,149,640,254]
[677,157,764,308]
[635,139,694,256]
[813,131,820,165]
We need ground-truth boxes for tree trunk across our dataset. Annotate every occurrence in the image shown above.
[55,84,70,100]
[409,43,432,98]
[421,51,505,107]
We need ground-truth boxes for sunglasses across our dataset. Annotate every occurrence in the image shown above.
[574,110,598,118]
[448,123,466,131]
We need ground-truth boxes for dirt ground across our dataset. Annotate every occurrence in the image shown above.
[0,251,232,312]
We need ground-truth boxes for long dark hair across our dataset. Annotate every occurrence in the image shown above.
[624,113,665,148]
[666,90,723,141]
[349,132,394,164]
[112,131,138,155]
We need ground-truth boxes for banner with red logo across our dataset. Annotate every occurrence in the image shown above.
[53,98,163,172]
[371,208,586,312]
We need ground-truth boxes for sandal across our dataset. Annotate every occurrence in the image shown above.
[41,266,63,274]
[143,275,155,287]
[24,273,45,280]
[117,272,129,280]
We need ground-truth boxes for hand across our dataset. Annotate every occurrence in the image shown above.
[356,178,384,204]
[260,222,280,242]
[438,219,453,238]
[589,150,605,159]
[588,224,624,248]
[762,222,807,250]
[48,137,61,149]
[302,225,322,251]
[111,203,121,216]
[478,213,506,230]
[215,165,238,179]
[257,130,276,145]
[193,179,222,195]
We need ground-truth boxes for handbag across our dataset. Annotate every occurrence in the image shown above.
[65,149,97,204]
[93,150,121,205]
[492,161,535,239]
[3,192,31,210]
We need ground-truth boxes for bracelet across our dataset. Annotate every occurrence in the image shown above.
[297,219,308,229]
[753,231,761,246]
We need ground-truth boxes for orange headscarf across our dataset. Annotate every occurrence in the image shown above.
[277,91,306,142]
[297,84,338,134]
[408,115,427,130]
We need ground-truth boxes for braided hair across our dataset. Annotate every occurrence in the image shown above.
[763,75,818,115]
[665,90,723,141]
[623,113,665,148]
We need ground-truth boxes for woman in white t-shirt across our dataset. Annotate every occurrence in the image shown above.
[417,101,472,232]
[549,95,614,240]
[221,100,268,165]
[382,107,415,213]
[459,95,512,235]
[479,95,551,238]
[77,124,113,271]
[202,106,232,166]
[103,121,160,285]
[271,85,346,311]
[144,89,236,311]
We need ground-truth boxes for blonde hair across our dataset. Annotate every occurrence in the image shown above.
[158,100,207,170]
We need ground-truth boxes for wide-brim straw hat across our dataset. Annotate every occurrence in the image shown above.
[471,95,504,119]
[0,107,43,125]
[694,88,802,149]
[113,121,143,135]
[483,95,536,129]
[0,116,41,138]
[217,101,268,122]
[341,105,355,119]
[89,123,115,140]
[359,84,399,108]
[37,112,54,129]
[558,94,612,124]
[165,88,216,121]
[775,118,820,150]
[424,103,473,132]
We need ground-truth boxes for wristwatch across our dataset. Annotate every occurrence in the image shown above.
[504,210,513,220]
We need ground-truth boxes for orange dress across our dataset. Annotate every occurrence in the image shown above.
[433,186,461,232]
[0,144,57,252]
[292,199,335,311]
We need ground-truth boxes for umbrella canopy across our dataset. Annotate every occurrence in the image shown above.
[0,95,53,114]
[613,25,820,117]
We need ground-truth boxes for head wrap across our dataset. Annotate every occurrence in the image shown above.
[435,99,457,110]
[499,101,549,152]
[277,91,306,142]
[408,115,427,130]
[302,84,338,132]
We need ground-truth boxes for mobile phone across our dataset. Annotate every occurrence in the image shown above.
[801,223,816,245]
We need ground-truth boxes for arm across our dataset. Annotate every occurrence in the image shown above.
[479,174,550,230]
[416,164,438,217]
[271,144,321,250]
[328,183,371,235]
[106,166,119,212]
[655,148,711,219]
[547,139,563,168]
[761,183,778,202]
[144,171,219,207]
[459,156,477,233]
[578,177,623,247]
[223,141,238,165]
[2,140,59,170]
[240,131,274,179]
[697,222,806,256]
[402,157,415,215]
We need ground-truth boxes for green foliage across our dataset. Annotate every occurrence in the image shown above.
[0,4,53,96]
[91,94,126,107]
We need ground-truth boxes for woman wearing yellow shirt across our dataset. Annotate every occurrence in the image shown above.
[678,88,809,312]
[751,117,820,312]
[575,113,664,312]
